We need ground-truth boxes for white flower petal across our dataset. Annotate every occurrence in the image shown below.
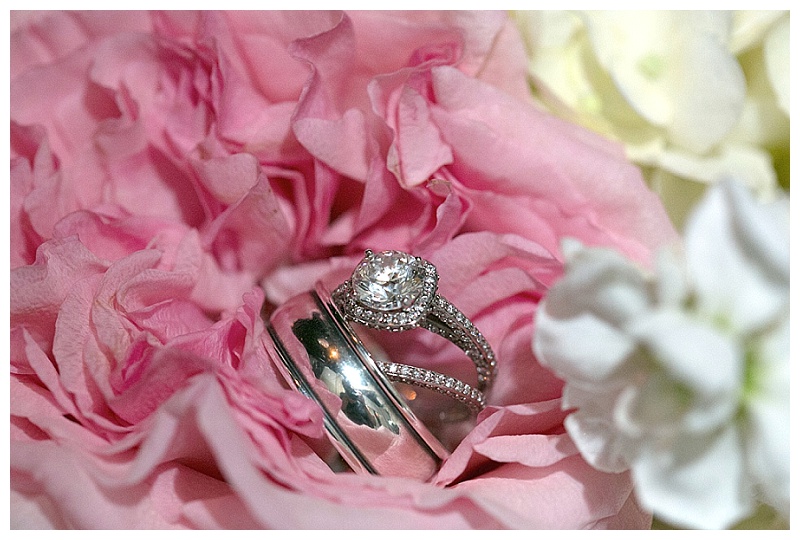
[743,316,789,517]
[564,411,631,474]
[684,180,789,334]
[626,309,742,398]
[745,399,790,518]
[582,10,743,153]
[727,89,790,150]
[613,378,686,438]
[562,378,636,472]
[632,425,752,529]
[582,11,674,126]
[725,176,789,278]
[653,247,688,308]
[612,368,734,440]
[763,16,789,115]
[730,11,787,54]
[560,237,584,260]
[535,310,636,383]
[534,243,649,382]
[668,28,746,153]
[515,10,581,50]
[681,11,733,44]
[656,143,778,200]
[549,243,651,325]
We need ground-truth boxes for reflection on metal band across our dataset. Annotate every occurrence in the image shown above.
[265,284,449,480]
[291,312,400,433]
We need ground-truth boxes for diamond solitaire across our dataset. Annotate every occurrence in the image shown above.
[352,250,430,311]
[332,249,496,400]
[339,250,438,331]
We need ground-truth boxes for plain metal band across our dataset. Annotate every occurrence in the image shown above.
[264,283,449,480]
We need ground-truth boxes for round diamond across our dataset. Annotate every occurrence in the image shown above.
[352,251,427,311]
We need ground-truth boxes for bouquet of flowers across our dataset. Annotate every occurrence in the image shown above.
[9,10,789,530]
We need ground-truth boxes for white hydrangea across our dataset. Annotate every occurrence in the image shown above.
[514,10,789,227]
[533,179,788,529]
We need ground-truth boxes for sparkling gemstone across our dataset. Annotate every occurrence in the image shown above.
[352,251,426,311]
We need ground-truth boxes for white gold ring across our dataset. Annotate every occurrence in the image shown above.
[332,250,497,408]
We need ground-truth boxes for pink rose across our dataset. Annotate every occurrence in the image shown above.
[10,11,675,529]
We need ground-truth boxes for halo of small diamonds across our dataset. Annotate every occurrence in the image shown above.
[332,249,497,412]
[333,250,438,331]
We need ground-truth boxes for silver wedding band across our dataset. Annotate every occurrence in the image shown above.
[266,283,448,480]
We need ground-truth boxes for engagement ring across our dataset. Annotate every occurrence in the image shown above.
[333,250,496,405]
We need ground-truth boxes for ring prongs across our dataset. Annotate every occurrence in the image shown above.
[345,250,437,330]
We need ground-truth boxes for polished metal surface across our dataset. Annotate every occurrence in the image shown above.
[265,283,449,480]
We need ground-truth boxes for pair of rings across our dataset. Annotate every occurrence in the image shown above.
[264,250,496,481]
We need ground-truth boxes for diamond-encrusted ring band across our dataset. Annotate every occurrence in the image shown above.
[332,250,497,403]
[378,361,486,413]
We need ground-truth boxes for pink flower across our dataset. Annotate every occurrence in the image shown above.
[10,11,676,529]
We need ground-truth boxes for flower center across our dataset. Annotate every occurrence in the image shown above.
[352,251,426,311]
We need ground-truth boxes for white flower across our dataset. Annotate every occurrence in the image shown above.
[533,179,788,529]
[514,10,789,227]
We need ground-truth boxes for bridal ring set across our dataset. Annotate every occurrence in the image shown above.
[265,250,497,480]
